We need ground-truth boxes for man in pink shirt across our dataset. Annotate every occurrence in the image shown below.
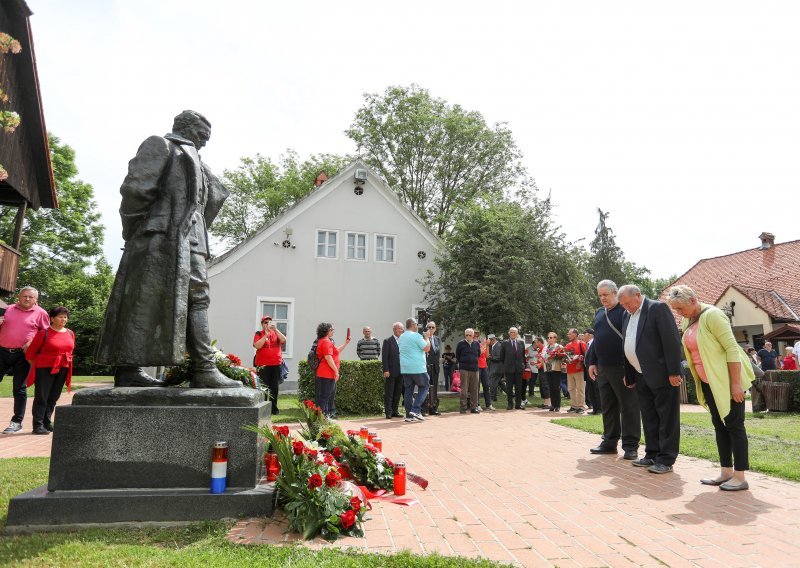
[0,287,50,434]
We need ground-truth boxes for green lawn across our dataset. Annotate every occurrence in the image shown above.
[553,411,800,481]
[0,458,502,567]
[0,375,112,398]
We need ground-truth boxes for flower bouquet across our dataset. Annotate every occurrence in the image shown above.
[253,424,367,540]
[165,344,259,388]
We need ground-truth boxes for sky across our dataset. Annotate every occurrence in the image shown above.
[23,0,800,279]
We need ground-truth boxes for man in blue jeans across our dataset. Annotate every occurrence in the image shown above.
[398,317,431,423]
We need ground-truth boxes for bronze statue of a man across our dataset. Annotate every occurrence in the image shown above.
[96,110,241,388]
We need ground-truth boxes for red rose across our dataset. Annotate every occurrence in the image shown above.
[323,454,334,466]
[332,447,343,459]
[350,496,361,512]
[321,431,331,439]
[325,470,341,487]
[292,441,304,456]
[308,473,323,489]
[340,509,356,530]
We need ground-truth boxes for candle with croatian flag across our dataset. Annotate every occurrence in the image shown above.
[211,441,228,494]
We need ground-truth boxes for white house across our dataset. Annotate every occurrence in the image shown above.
[206,161,442,382]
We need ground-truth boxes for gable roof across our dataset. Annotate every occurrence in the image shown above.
[663,239,800,321]
[209,160,441,272]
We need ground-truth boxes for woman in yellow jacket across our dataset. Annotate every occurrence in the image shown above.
[667,285,754,491]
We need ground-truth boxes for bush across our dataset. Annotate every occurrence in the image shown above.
[764,370,800,412]
[298,360,384,415]
[684,376,699,405]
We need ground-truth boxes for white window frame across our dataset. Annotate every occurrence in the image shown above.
[315,229,339,259]
[375,233,397,264]
[345,231,369,262]
[256,296,295,359]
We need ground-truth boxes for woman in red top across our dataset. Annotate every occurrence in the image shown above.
[26,306,75,435]
[253,316,286,415]
[783,347,798,371]
[315,322,350,418]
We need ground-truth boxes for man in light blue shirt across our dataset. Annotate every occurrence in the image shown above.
[398,317,431,422]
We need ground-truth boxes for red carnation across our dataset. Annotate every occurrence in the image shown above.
[308,473,323,489]
[340,509,356,530]
[332,447,343,459]
[303,399,315,409]
[305,448,318,460]
[321,431,331,440]
[273,425,289,438]
[350,496,361,512]
[323,454,335,466]
[325,470,341,488]
[292,441,304,456]
[227,353,242,366]
[346,430,358,437]
[385,458,394,468]
[365,444,378,454]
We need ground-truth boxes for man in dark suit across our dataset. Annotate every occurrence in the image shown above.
[500,327,527,410]
[381,322,404,419]
[618,284,683,474]
[586,280,641,459]
[423,320,441,416]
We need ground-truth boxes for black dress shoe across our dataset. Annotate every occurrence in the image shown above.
[431,410,441,416]
[506,405,513,410]
[386,415,393,420]
[33,426,50,435]
[623,450,638,460]
[392,413,402,418]
[590,446,617,455]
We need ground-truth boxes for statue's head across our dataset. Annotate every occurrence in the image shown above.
[173,110,211,149]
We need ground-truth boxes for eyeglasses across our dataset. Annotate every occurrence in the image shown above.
[427,326,435,329]
[547,335,556,339]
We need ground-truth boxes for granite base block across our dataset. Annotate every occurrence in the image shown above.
[6,483,275,532]
[48,388,269,491]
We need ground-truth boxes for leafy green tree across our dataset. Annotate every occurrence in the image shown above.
[212,151,350,247]
[0,135,112,373]
[422,198,594,339]
[346,84,529,237]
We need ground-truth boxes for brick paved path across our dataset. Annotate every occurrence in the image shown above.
[0,384,105,458]
[229,407,800,567]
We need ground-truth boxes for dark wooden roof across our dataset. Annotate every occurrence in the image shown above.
[0,0,56,210]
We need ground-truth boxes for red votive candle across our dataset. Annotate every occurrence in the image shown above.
[393,461,407,496]
[359,426,369,440]
[368,430,377,444]
[372,437,382,451]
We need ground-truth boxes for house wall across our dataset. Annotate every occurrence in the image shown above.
[207,170,439,381]
[716,288,773,335]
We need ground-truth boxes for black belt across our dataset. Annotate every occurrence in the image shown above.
[0,347,23,353]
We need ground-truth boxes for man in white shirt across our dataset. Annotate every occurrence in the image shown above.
[618,285,683,475]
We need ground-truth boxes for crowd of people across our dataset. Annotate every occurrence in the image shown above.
[306,278,800,493]
[0,286,75,436]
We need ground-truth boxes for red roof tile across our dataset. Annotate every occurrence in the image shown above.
[662,239,800,321]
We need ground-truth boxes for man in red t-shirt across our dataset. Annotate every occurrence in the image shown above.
[253,316,286,415]
[564,328,588,413]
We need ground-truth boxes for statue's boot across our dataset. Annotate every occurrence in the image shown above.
[191,367,242,389]
[187,308,242,389]
[114,366,164,387]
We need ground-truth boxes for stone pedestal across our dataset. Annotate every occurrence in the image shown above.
[7,387,274,532]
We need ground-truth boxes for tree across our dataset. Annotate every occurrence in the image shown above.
[422,197,594,339]
[586,208,627,287]
[211,150,349,248]
[346,85,529,237]
[0,135,113,373]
